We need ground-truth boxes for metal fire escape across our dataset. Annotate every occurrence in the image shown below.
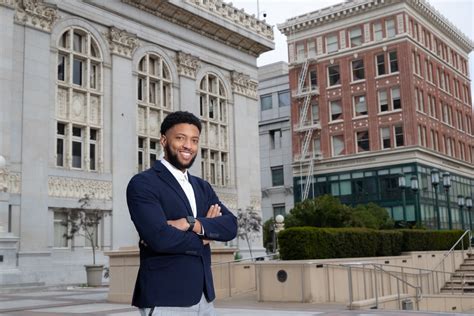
[293,57,321,201]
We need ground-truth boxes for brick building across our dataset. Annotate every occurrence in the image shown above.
[278,0,474,229]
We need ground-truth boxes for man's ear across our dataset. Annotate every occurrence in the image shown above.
[160,135,166,147]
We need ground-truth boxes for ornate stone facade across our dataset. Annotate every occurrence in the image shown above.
[217,192,238,211]
[48,176,112,200]
[13,0,58,32]
[106,26,139,58]
[176,51,200,79]
[231,71,258,100]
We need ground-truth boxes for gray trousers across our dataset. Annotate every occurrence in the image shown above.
[139,294,217,316]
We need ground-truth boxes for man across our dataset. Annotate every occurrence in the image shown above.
[127,111,237,316]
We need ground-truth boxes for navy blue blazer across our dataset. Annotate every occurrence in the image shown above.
[126,160,237,308]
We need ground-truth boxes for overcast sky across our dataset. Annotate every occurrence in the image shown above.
[231,0,474,92]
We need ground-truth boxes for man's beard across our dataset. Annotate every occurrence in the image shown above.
[164,144,196,170]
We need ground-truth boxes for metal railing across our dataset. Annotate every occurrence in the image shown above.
[431,229,472,274]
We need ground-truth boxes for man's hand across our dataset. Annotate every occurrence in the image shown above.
[206,204,222,218]
[167,218,189,231]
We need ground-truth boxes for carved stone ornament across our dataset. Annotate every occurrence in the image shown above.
[0,169,8,193]
[13,0,58,32]
[250,195,261,211]
[231,71,257,100]
[106,26,139,58]
[176,51,200,79]
[0,0,15,9]
[217,192,237,211]
[48,176,112,200]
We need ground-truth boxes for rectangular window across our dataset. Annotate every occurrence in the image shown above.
[278,90,290,107]
[349,27,362,47]
[373,22,383,41]
[138,77,144,101]
[354,95,367,116]
[386,19,396,38]
[273,204,286,218]
[72,126,83,168]
[351,59,365,81]
[356,130,370,152]
[73,32,83,53]
[379,90,388,112]
[309,70,317,90]
[330,100,342,121]
[381,127,391,149]
[392,87,401,110]
[271,166,284,186]
[308,41,316,57]
[260,94,272,111]
[149,81,157,104]
[311,103,319,123]
[328,65,340,86]
[54,211,68,248]
[326,34,338,53]
[56,123,65,167]
[57,54,66,81]
[296,43,305,60]
[138,137,145,172]
[332,135,345,156]
[389,51,398,73]
[269,129,282,149]
[89,129,97,171]
[90,63,98,90]
[376,54,386,76]
[395,125,404,147]
[149,140,158,167]
[73,58,83,86]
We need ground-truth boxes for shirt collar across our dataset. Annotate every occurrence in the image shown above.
[161,158,189,182]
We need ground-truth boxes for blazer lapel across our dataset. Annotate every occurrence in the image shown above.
[153,161,193,216]
[188,172,205,217]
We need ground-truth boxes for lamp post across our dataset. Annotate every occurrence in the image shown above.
[398,173,407,222]
[457,195,465,230]
[466,197,473,231]
[273,215,285,253]
[443,172,452,230]
[411,175,420,227]
[431,169,441,229]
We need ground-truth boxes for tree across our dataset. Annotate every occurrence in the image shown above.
[350,203,394,229]
[237,207,262,260]
[285,195,352,228]
[61,194,106,265]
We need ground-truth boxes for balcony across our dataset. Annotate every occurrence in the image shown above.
[294,150,323,162]
[293,120,321,133]
[292,86,319,99]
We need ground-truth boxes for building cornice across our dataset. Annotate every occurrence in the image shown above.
[12,0,59,33]
[122,0,274,57]
[278,0,473,53]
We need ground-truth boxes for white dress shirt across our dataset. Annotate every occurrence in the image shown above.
[161,158,197,218]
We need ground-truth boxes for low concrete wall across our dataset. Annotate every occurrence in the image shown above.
[105,246,238,303]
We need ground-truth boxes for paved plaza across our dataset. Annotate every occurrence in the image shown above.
[0,287,473,316]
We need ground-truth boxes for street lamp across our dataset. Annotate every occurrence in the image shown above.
[272,215,285,253]
[457,195,465,230]
[466,197,473,231]
[431,169,441,229]
[442,172,452,230]
[398,173,407,222]
[411,175,420,227]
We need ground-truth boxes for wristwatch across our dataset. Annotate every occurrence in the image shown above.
[186,216,196,232]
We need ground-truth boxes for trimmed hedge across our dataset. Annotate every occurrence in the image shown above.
[278,227,465,260]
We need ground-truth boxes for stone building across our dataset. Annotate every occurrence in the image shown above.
[278,0,474,229]
[0,0,272,286]
[258,62,294,222]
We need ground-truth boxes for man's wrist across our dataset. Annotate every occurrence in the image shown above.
[194,219,203,235]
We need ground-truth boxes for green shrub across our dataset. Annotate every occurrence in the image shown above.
[279,227,387,260]
[376,230,403,256]
[401,229,466,251]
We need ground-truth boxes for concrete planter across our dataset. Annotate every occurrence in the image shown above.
[85,264,104,287]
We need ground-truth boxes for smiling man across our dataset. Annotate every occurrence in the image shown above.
[126,111,238,316]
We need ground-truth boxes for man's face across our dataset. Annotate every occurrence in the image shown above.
[161,123,200,171]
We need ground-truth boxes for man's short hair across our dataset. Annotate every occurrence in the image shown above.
[160,111,202,135]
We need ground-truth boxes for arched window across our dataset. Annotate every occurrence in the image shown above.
[56,27,103,171]
[199,73,229,187]
[136,53,173,171]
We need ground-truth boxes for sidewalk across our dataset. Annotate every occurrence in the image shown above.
[0,286,471,315]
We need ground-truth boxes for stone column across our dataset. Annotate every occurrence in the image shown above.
[231,71,265,258]
[107,27,141,249]
[15,0,58,253]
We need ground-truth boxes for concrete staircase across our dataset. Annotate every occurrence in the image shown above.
[441,253,474,293]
